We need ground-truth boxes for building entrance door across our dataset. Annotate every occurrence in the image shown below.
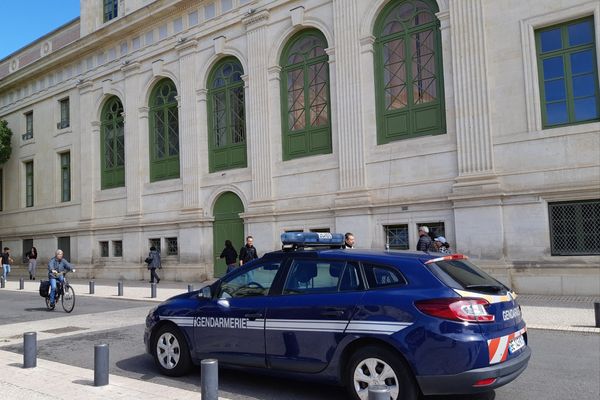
[213,192,244,278]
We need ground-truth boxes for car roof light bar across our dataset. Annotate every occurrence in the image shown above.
[281,232,345,250]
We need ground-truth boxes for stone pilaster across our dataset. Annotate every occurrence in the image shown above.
[121,62,143,218]
[332,0,366,192]
[243,11,273,203]
[449,0,499,194]
[175,39,202,213]
[77,80,96,226]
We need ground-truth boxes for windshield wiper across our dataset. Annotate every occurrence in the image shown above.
[465,284,505,293]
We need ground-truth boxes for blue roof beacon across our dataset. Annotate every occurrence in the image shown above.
[280,232,345,249]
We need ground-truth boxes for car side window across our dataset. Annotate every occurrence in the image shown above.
[283,259,361,295]
[219,261,281,299]
[363,263,407,289]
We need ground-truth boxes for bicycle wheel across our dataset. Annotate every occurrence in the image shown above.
[61,284,75,313]
[45,296,55,310]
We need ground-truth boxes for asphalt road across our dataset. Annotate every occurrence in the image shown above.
[1,291,599,400]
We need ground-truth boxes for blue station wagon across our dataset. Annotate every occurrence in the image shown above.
[144,233,530,399]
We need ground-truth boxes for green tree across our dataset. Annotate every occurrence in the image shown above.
[0,119,12,165]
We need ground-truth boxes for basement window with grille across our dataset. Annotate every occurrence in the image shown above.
[549,200,600,255]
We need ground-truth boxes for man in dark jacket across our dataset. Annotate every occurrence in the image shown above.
[417,226,434,252]
[220,240,238,273]
[239,236,258,266]
[146,246,161,284]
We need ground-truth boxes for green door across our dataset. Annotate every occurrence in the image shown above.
[213,192,244,278]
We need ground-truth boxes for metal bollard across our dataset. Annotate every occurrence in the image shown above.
[89,280,95,294]
[201,359,219,400]
[117,281,123,296]
[1,277,5,288]
[151,282,157,298]
[594,302,600,328]
[23,332,37,368]
[188,284,194,293]
[94,344,109,386]
[368,385,391,400]
[19,277,24,290]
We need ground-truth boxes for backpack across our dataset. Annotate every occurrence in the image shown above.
[39,280,50,298]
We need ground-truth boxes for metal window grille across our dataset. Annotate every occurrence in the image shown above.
[113,240,123,257]
[385,224,409,250]
[25,161,34,207]
[166,237,178,256]
[420,222,446,238]
[549,200,600,255]
[149,238,161,254]
[100,241,109,257]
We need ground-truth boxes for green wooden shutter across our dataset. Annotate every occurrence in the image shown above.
[100,96,125,189]
[61,152,71,202]
[208,57,247,172]
[280,29,332,160]
[374,0,446,144]
[149,79,180,182]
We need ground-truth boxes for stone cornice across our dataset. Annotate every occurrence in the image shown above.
[242,10,270,30]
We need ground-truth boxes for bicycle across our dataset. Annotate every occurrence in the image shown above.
[45,270,76,313]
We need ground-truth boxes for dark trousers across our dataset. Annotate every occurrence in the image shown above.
[149,268,160,283]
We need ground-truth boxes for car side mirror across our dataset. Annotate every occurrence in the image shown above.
[198,286,212,299]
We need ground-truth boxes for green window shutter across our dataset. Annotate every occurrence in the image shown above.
[25,161,34,207]
[149,79,180,182]
[207,57,247,172]
[374,0,446,144]
[59,98,70,129]
[103,0,118,22]
[61,152,71,202]
[536,17,599,128]
[100,96,125,189]
[280,29,332,161]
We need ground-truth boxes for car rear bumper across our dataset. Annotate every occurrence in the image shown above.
[416,346,531,395]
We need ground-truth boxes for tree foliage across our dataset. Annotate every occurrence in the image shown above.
[0,119,13,165]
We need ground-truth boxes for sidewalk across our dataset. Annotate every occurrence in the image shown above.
[1,277,598,333]
[0,349,229,400]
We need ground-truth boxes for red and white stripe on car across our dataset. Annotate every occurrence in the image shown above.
[487,327,527,365]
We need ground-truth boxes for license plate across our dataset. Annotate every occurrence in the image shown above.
[508,335,525,354]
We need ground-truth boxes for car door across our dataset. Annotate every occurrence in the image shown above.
[265,258,365,373]
[194,260,283,367]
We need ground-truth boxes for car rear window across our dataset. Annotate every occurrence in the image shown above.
[363,263,407,289]
[429,259,508,294]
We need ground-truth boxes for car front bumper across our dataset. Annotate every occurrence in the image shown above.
[416,346,531,395]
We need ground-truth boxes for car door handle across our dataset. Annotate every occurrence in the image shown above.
[244,312,263,320]
[321,308,346,318]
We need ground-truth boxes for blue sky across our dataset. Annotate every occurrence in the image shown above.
[0,1,80,60]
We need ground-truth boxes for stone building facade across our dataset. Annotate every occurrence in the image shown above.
[0,0,598,294]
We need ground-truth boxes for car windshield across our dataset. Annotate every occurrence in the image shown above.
[430,259,508,294]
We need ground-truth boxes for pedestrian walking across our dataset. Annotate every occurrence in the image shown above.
[1,247,13,281]
[27,246,38,280]
[343,232,355,249]
[220,240,238,273]
[145,246,161,284]
[417,226,434,252]
[239,236,258,266]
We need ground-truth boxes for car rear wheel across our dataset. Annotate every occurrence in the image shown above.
[347,345,418,400]
[153,324,192,376]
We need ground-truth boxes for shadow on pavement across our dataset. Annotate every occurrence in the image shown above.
[72,379,94,386]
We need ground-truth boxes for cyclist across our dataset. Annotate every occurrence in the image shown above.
[48,249,74,308]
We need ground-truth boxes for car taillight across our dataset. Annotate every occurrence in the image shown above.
[415,298,495,323]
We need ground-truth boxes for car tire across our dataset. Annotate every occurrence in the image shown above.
[346,345,418,400]
[152,324,193,377]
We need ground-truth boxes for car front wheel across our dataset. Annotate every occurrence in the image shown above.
[347,345,418,400]
[153,324,192,376]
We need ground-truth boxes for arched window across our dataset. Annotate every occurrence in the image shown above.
[149,78,179,181]
[100,96,125,189]
[374,0,445,144]
[280,29,331,160]
[208,57,247,172]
